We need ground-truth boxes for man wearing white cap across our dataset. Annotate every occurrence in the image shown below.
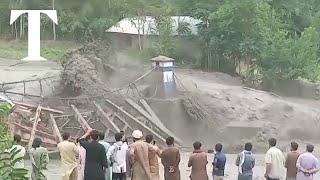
[130,130,155,180]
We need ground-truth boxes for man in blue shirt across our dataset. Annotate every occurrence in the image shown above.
[236,142,255,180]
[213,143,227,180]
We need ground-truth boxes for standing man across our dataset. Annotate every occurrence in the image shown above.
[285,142,300,180]
[146,134,162,180]
[58,132,79,180]
[79,129,108,180]
[161,136,181,180]
[120,130,131,179]
[296,144,320,180]
[130,130,155,180]
[107,132,128,180]
[236,142,255,180]
[99,132,111,180]
[29,138,50,180]
[188,141,208,180]
[212,143,226,180]
[264,138,285,180]
[76,138,86,180]
[8,134,26,168]
[120,130,128,145]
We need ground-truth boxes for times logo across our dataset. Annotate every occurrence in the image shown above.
[10,10,58,61]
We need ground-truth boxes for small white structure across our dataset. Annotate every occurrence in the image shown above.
[151,55,174,67]
[150,55,176,98]
[151,55,175,84]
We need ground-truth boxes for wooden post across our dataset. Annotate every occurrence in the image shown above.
[23,81,26,95]
[139,99,183,144]
[14,101,63,114]
[140,99,161,121]
[39,80,43,97]
[94,101,120,133]
[140,99,166,128]
[127,98,170,132]
[105,128,110,138]
[28,105,42,150]
[15,122,56,140]
[60,119,71,128]
[89,120,100,124]
[71,104,90,130]
[52,0,56,41]
[105,99,167,144]
[49,114,63,143]
[114,114,133,132]
[126,99,153,120]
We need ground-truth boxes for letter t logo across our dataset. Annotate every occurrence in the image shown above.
[10,10,58,61]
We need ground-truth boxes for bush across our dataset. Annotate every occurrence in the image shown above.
[0,104,28,180]
[0,103,12,151]
[0,148,28,180]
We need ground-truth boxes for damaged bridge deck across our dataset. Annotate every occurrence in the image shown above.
[10,95,184,150]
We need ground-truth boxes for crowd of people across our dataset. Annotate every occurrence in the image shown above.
[7,130,320,180]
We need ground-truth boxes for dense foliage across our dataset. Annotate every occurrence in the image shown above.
[0,0,125,41]
[0,148,28,180]
[175,0,320,82]
[0,103,28,180]
[0,0,320,81]
[0,103,12,151]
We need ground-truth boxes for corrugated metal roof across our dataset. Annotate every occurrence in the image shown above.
[106,16,200,35]
[151,55,175,62]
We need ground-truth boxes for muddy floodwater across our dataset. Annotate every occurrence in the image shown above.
[25,153,320,180]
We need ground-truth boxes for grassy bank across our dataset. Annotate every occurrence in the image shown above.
[0,40,78,61]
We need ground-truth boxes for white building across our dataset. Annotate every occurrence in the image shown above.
[106,16,201,49]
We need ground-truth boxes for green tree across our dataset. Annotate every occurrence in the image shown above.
[187,0,320,82]
[197,0,263,72]
[0,103,28,180]
[124,0,164,51]
[0,103,12,151]
[156,7,175,56]
[0,0,11,35]
[56,0,126,41]
[261,27,320,81]
[0,148,28,180]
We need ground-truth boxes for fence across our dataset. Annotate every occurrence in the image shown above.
[0,76,58,100]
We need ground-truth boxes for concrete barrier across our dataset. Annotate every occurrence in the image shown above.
[262,78,320,99]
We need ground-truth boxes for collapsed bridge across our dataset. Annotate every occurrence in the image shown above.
[2,44,210,150]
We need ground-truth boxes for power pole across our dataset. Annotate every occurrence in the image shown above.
[52,0,56,41]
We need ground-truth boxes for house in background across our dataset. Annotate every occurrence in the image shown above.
[106,16,201,50]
